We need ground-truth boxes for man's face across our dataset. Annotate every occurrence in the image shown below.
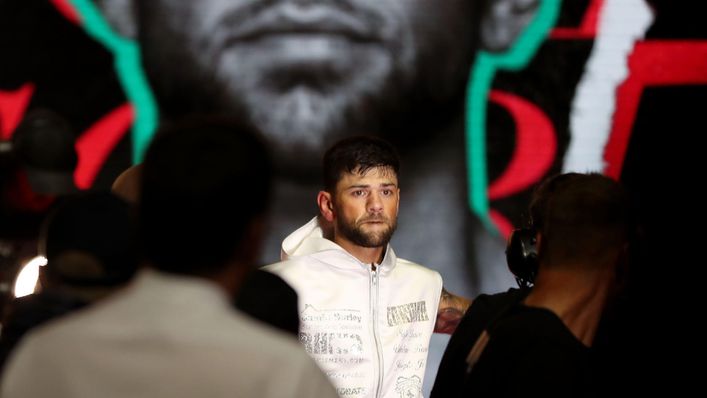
[332,166,399,248]
[137,0,478,173]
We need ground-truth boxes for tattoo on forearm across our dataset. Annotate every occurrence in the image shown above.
[441,288,452,300]
[435,287,472,334]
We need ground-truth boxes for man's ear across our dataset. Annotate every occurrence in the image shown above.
[317,191,335,223]
[479,0,540,52]
[94,0,138,39]
[395,188,400,217]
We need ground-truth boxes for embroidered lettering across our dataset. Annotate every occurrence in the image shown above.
[386,301,429,326]
[300,332,363,355]
[336,386,367,396]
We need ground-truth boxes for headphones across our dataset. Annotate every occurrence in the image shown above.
[505,227,538,288]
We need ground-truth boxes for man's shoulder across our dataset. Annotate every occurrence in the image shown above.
[262,255,319,275]
[18,298,102,342]
[394,257,443,281]
[260,256,337,298]
[263,248,357,274]
[3,311,337,398]
[1,303,100,374]
[261,258,294,272]
[474,288,525,307]
[10,298,308,362]
[456,289,527,336]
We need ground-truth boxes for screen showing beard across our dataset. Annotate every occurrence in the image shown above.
[0,0,702,394]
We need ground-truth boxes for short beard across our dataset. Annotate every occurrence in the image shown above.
[337,217,397,248]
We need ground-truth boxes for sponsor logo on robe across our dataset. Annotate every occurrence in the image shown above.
[386,301,429,326]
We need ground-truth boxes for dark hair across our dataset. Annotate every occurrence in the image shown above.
[139,116,272,276]
[11,109,78,195]
[322,136,400,192]
[41,191,138,286]
[529,173,633,267]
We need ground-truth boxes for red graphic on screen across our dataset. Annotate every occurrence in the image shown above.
[0,84,35,140]
[487,90,558,237]
[49,0,80,24]
[550,0,604,40]
[605,41,707,179]
[74,104,134,189]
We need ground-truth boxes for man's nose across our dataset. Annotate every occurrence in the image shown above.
[367,193,383,213]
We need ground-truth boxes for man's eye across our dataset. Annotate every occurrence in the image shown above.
[353,190,365,197]
[382,189,392,196]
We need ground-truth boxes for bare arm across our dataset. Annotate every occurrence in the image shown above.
[434,288,472,334]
